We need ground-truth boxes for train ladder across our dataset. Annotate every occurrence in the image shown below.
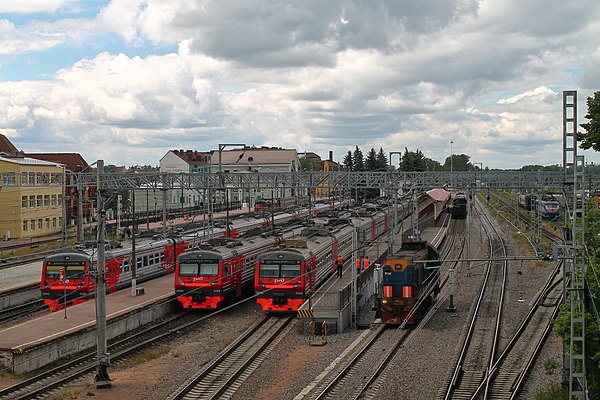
[308,320,327,346]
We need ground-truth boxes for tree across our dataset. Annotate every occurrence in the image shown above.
[299,156,315,171]
[579,91,600,151]
[376,148,388,170]
[352,146,365,171]
[343,151,353,171]
[399,148,427,171]
[365,148,378,171]
[443,153,472,171]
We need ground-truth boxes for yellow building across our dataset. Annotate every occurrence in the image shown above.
[0,155,65,239]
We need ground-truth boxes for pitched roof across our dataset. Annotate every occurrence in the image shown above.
[26,153,89,172]
[0,134,19,156]
[0,155,63,167]
[217,147,297,165]
[426,188,452,202]
[172,149,210,166]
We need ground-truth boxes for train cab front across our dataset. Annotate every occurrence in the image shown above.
[41,259,92,311]
[255,254,304,312]
[175,253,225,309]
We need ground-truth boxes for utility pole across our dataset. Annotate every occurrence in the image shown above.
[95,160,111,388]
[131,190,137,296]
[77,168,84,243]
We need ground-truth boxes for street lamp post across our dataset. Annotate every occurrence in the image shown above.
[450,141,454,173]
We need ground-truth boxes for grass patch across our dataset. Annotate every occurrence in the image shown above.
[117,347,166,369]
[535,383,568,400]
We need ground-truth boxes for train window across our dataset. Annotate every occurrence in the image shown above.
[143,256,149,267]
[137,259,142,269]
[179,260,219,276]
[45,265,62,279]
[123,259,130,272]
[259,263,279,278]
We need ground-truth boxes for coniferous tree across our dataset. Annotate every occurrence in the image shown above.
[343,151,353,171]
[353,146,365,171]
[376,148,388,170]
[365,148,378,171]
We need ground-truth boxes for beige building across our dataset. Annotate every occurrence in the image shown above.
[0,155,65,239]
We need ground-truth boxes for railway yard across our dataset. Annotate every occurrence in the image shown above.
[0,191,566,399]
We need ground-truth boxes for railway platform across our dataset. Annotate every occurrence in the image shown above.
[298,206,450,335]
[0,273,178,374]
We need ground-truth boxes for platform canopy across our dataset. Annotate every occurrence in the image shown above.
[426,188,452,202]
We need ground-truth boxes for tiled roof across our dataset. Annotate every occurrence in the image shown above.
[172,150,210,166]
[26,153,89,172]
[426,188,452,202]
[0,134,19,156]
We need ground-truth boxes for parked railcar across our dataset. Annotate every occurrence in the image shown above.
[379,240,441,325]
[450,193,468,219]
[175,234,284,309]
[538,200,560,221]
[254,222,355,312]
[40,201,349,311]
[518,193,537,211]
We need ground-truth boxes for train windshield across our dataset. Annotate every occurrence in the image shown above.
[179,258,219,276]
[44,262,86,279]
[259,259,301,278]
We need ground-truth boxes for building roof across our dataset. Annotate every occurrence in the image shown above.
[0,134,20,156]
[0,155,63,167]
[216,147,297,166]
[172,149,210,166]
[26,153,89,172]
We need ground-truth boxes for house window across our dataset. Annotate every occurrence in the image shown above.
[21,173,27,185]
[30,220,35,230]
[3,172,16,185]
[38,219,43,229]
[22,196,27,208]
[29,196,35,208]
[59,217,62,227]
[45,218,50,229]
[44,195,50,207]
[29,172,35,185]
[36,195,42,207]
[23,221,27,231]
[52,218,57,228]
[58,195,63,206]
[51,195,56,206]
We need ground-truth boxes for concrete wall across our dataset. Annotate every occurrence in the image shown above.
[3,297,180,374]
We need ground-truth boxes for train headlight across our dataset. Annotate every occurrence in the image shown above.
[177,277,185,286]
[381,299,388,304]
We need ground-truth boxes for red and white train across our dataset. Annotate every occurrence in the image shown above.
[254,208,390,312]
[40,200,350,311]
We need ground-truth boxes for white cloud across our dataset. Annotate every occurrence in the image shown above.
[0,0,74,14]
[1,0,600,169]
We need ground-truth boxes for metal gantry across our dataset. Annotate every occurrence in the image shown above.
[562,90,586,399]
[75,170,566,192]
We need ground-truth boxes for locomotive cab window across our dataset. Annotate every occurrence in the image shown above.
[179,259,219,277]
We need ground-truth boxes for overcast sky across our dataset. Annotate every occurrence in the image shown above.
[1,0,599,169]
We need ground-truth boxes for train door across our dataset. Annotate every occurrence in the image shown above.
[307,258,316,291]
[106,259,120,293]
[331,241,339,275]
[232,257,244,296]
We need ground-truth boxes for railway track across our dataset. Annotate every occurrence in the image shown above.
[168,315,294,400]
[0,295,202,400]
[471,261,563,399]
[438,200,509,400]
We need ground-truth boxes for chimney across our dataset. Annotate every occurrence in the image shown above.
[329,151,333,161]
